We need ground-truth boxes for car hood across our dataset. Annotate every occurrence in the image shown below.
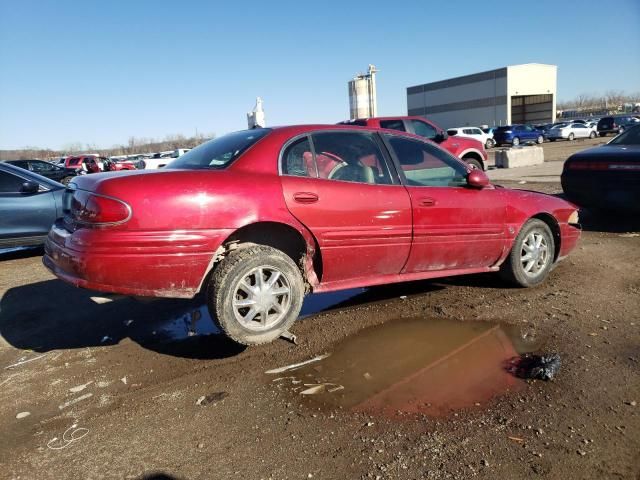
[568,144,640,161]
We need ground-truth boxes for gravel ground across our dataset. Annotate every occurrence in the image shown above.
[1,178,639,480]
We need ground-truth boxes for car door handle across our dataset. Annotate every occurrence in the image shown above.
[419,197,436,207]
[293,192,319,204]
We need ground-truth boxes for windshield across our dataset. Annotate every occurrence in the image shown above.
[608,125,640,145]
[166,129,271,170]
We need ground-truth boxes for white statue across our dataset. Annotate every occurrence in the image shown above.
[247,97,266,129]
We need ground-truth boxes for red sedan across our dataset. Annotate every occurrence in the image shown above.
[44,125,581,345]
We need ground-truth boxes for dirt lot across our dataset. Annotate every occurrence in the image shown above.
[1,144,639,479]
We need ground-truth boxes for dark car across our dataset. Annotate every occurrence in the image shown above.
[493,125,544,146]
[561,124,640,211]
[597,115,640,137]
[4,159,80,185]
[0,162,65,248]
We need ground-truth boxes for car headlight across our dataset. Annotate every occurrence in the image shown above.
[568,210,579,225]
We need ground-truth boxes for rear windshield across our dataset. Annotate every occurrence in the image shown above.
[166,129,271,170]
[608,125,640,145]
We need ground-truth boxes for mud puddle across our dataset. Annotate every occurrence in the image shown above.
[269,317,542,418]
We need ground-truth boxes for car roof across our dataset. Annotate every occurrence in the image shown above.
[0,161,65,189]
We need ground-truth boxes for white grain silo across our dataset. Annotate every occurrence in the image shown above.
[348,64,378,120]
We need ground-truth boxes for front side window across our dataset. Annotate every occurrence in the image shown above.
[167,129,271,170]
[380,119,406,131]
[385,135,467,187]
[281,136,315,177]
[410,120,437,139]
[30,161,56,172]
[310,131,393,185]
[0,171,25,193]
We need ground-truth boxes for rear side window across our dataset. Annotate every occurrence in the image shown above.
[282,136,315,177]
[379,119,406,131]
[167,129,271,170]
[0,171,25,193]
[310,131,393,185]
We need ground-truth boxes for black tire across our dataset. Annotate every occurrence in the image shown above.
[549,138,556,142]
[589,131,596,139]
[499,219,555,288]
[599,132,607,137]
[208,244,305,345]
[464,157,483,170]
[60,176,74,186]
[536,135,544,144]
[512,137,520,146]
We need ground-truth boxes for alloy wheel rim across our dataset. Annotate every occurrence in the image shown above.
[232,266,291,331]
[520,230,550,277]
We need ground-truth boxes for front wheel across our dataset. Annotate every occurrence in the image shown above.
[568,133,575,141]
[464,157,483,170]
[208,244,305,345]
[589,131,596,139]
[499,219,555,287]
[536,135,544,144]
[512,137,520,146]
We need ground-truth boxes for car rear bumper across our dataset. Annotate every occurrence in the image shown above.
[561,171,640,211]
[43,222,234,298]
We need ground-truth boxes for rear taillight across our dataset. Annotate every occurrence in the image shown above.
[69,190,131,226]
[566,161,640,171]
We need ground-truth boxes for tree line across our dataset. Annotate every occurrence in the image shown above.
[557,90,640,111]
[0,132,215,161]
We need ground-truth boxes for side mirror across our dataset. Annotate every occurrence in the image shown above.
[20,181,40,194]
[433,131,448,143]
[467,169,490,189]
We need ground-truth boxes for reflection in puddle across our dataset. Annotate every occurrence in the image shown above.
[270,317,541,418]
[156,289,368,342]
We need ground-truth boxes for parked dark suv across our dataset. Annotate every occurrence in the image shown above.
[597,115,640,137]
[4,159,80,185]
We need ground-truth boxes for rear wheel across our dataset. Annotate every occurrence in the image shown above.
[208,244,305,345]
[536,135,544,144]
[589,131,596,139]
[568,133,575,141]
[500,219,555,287]
[599,132,607,137]
[512,137,520,146]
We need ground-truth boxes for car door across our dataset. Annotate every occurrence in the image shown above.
[0,169,59,245]
[573,124,589,138]
[382,133,506,273]
[279,130,413,285]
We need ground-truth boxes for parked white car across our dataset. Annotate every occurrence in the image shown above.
[447,127,494,148]
[142,149,191,170]
[546,122,597,141]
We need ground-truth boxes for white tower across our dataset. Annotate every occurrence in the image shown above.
[348,64,378,120]
[247,97,266,129]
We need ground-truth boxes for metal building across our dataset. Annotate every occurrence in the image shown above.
[407,63,557,128]
[348,65,378,120]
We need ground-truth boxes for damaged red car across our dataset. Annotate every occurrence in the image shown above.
[44,125,581,345]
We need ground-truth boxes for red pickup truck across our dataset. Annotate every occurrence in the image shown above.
[339,116,488,170]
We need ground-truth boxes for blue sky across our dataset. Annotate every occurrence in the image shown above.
[1,0,639,150]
